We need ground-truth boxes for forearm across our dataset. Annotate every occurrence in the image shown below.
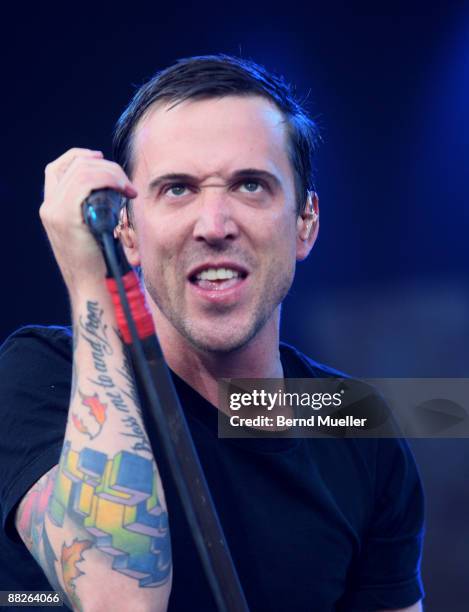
[12,147,167,610]
[46,288,171,611]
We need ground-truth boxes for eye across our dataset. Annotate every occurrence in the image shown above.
[238,180,264,194]
[163,183,190,197]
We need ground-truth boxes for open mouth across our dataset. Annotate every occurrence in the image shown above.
[189,266,248,291]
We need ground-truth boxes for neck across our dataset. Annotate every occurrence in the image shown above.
[146,301,284,409]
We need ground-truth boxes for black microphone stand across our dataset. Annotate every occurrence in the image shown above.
[82,189,250,612]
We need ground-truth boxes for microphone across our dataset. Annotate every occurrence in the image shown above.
[82,188,123,237]
[82,188,131,277]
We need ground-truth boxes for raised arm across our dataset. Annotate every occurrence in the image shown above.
[15,149,171,612]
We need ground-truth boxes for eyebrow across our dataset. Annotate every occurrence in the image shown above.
[147,168,281,194]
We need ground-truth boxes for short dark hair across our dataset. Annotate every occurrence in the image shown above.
[113,54,320,217]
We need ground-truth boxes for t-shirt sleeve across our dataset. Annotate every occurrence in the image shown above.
[0,326,72,543]
[340,437,425,611]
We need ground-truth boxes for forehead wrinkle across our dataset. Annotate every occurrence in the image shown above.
[131,96,294,198]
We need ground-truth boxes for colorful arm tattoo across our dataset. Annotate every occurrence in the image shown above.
[18,298,170,608]
[49,441,171,588]
[61,538,92,611]
[15,467,72,608]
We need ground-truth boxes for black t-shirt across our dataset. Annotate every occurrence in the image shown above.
[0,326,424,611]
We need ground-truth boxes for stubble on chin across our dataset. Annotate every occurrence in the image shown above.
[179,308,272,355]
[147,287,268,354]
[143,266,293,355]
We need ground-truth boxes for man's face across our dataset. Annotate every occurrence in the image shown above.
[129,95,305,353]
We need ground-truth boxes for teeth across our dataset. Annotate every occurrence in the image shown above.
[196,268,240,281]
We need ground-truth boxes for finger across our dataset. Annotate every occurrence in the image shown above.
[52,168,137,222]
[44,148,103,199]
[60,158,137,198]
[45,148,103,176]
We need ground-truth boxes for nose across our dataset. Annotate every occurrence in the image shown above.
[192,185,239,245]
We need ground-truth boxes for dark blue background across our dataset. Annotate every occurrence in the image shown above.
[1,10,468,610]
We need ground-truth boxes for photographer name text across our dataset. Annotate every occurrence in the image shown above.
[229,415,367,428]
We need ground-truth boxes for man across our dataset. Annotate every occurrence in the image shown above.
[0,55,424,611]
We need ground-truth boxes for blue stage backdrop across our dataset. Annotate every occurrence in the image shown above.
[1,11,468,610]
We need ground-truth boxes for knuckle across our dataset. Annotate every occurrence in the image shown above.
[45,148,92,174]
[69,155,83,169]
[68,146,87,156]
[108,160,122,171]
[104,166,124,182]
[69,157,91,178]
[107,160,127,178]
[39,202,53,224]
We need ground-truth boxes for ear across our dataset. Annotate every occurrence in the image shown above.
[296,190,319,261]
[115,205,141,267]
